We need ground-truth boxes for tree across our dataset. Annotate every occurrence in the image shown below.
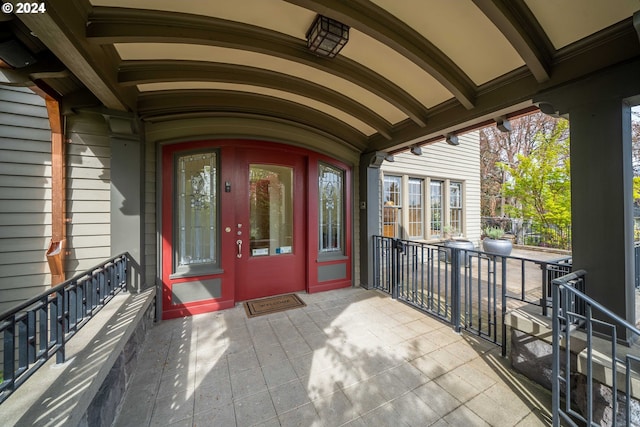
[480,112,568,217]
[500,119,571,247]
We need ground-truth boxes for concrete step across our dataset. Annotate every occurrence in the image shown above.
[506,305,640,399]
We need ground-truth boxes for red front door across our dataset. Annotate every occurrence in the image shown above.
[161,141,307,319]
[234,150,306,301]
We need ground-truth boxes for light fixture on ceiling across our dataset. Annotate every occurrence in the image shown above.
[410,145,423,156]
[306,15,349,58]
[496,118,511,133]
[385,155,395,162]
[446,134,459,146]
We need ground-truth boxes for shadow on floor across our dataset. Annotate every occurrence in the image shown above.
[115,287,554,426]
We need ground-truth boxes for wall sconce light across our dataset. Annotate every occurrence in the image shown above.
[496,118,511,132]
[385,155,395,162]
[410,145,423,156]
[446,134,459,146]
[306,15,350,58]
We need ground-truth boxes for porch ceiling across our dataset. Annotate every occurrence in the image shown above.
[2,0,640,153]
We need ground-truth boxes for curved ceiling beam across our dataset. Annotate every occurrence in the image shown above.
[118,60,392,139]
[472,0,552,82]
[137,89,368,150]
[285,0,476,109]
[86,7,428,127]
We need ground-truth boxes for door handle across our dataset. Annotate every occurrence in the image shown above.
[236,239,243,258]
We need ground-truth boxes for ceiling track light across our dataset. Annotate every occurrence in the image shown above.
[446,134,459,146]
[306,15,350,58]
[496,118,511,133]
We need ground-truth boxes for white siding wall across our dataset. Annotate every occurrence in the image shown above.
[380,131,481,245]
[65,114,111,274]
[0,86,51,312]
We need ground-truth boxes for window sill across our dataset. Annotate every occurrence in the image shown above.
[169,266,224,280]
[317,254,348,263]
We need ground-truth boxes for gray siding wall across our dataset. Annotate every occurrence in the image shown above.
[144,134,156,287]
[0,85,51,312]
[65,113,111,274]
[380,131,482,245]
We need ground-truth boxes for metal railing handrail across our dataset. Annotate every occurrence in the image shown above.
[553,269,640,334]
[0,253,129,321]
[0,252,130,404]
[372,235,573,354]
[551,270,640,426]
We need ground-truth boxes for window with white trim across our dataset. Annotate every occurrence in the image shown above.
[430,180,443,238]
[383,175,402,237]
[408,178,423,238]
[381,173,465,240]
[450,181,463,235]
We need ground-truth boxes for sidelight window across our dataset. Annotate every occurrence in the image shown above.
[319,163,344,254]
[176,152,218,272]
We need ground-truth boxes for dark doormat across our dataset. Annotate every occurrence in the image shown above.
[244,293,306,318]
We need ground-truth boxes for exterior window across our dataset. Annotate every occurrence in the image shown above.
[176,152,217,271]
[319,163,344,253]
[383,176,402,237]
[430,180,443,237]
[450,181,463,234]
[408,178,423,238]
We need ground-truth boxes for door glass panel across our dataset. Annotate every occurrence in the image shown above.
[249,164,293,256]
[176,152,217,271]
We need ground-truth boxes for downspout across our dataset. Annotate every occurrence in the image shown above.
[41,92,66,285]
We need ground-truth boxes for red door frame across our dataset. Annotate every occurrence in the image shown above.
[161,140,352,319]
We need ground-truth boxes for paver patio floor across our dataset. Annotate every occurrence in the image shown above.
[114,286,554,426]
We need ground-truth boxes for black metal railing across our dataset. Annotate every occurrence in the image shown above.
[635,241,640,289]
[552,270,640,426]
[372,236,572,354]
[0,253,130,404]
[481,217,572,250]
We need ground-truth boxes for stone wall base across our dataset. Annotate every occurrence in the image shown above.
[510,329,640,426]
[81,291,156,427]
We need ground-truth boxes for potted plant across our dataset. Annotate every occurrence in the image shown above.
[482,226,513,257]
[442,225,474,263]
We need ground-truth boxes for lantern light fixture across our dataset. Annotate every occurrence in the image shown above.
[306,15,350,58]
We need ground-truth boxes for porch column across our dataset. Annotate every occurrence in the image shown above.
[570,100,634,331]
[107,113,145,292]
[535,59,640,338]
[359,152,386,289]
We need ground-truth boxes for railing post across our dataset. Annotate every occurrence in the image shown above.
[501,257,507,356]
[541,262,549,317]
[551,281,561,427]
[3,318,15,389]
[451,248,461,333]
[55,288,66,364]
[392,239,404,300]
